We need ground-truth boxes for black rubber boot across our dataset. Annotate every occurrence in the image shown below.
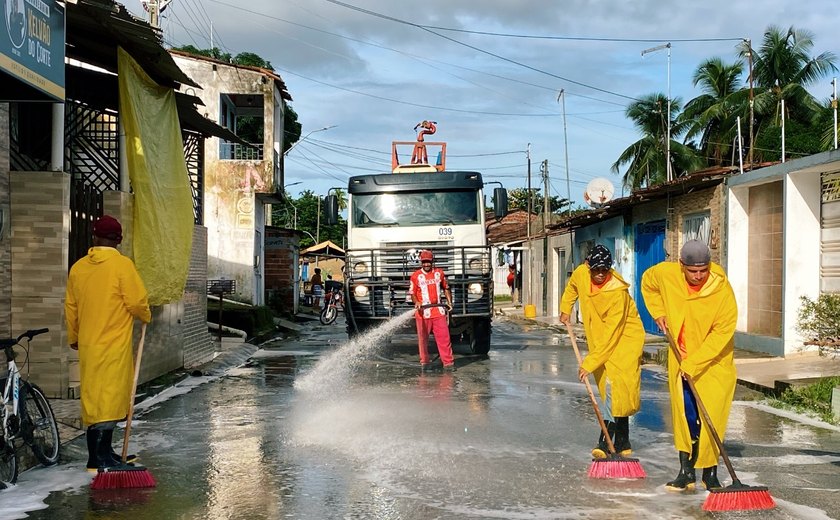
[591,421,615,459]
[701,466,722,490]
[86,428,121,472]
[613,416,632,456]
[665,441,698,491]
[101,429,137,463]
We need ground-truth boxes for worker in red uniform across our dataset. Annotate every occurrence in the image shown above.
[409,250,456,371]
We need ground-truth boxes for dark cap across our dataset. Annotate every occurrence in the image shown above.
[93,215,122,244]
[587,245,612,270]
[680,240,711,266]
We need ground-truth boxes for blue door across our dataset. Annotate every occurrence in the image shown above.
[634,220,666,334]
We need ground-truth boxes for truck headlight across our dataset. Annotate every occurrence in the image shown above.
[467,283,483,295]
[353,261,368,274]
[354,285,369,297]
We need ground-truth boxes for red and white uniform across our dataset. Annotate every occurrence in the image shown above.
[410,268,448,318]
[409,267,454,366]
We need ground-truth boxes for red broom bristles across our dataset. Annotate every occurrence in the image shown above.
[90,466,156,490]
[702,484,776,511]
[587,457,647,479]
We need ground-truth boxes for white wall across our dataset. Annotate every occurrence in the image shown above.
[726,184,750,332]
[783,170,821,354]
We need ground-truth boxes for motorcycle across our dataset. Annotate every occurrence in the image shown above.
[319,285,344,325]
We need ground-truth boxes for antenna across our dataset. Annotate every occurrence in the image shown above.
[583,178,615,208]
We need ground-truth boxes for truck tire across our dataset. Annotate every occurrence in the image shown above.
[468,317,491,356]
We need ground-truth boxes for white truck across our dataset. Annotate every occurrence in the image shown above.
[324,139,508,355]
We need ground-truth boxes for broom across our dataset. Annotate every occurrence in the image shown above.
[91,323,156,490]
[663,330,774,511]
[566,324,646,479]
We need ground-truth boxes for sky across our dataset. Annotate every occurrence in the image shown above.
[125,0,840,208]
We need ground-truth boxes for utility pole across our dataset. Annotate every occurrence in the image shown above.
[746,39,755,167]
[542,160,550,228]
[526,143,532,239]
[641,43,672,181]
[833,77,838,150]
[526,143,533,310]
[146,1,171,30]
[781,98,786,163]
[558,90,571,215]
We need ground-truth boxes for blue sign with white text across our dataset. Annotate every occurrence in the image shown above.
[1,0,65,100]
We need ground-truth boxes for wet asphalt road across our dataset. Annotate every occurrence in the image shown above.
[8,315,840,519]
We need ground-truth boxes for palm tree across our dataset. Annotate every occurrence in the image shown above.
[741,26,837,125]
[682,58,748,166]
[612,93,702,190]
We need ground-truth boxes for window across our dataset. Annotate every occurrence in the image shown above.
[683,212,711,245]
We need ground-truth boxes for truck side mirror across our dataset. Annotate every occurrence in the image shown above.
[493,188,508,219]
[324,194,338,225]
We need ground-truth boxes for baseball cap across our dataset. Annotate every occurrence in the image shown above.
[419,250,434,262]
[680,240,711,266]
[93,215,123,243]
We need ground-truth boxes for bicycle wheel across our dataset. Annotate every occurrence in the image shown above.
[320,305,338,325]
[0,440,17,486]
[21,383,60,466]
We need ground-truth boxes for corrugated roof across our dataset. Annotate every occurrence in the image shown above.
[66,0,200,88]
[169,49,292,101]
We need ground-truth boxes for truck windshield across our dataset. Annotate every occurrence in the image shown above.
[352,190,480,227]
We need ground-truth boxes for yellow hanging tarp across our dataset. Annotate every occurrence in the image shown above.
[117,47,194,306]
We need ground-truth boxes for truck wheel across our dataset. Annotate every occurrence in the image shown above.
[469,317,491,356]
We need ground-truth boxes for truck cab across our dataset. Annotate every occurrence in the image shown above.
[324,138,507,355]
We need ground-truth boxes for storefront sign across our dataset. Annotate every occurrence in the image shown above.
[1,0,65,100]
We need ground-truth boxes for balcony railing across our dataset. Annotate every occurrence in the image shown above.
[220,141,263,161]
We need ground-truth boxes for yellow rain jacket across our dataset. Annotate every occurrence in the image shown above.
[65,247,151,426]
[641,261,737,468]
[560,264,645,416]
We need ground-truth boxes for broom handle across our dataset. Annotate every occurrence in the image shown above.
[664,329,741,484]
[566,323,618,455]
[121,322,146,463]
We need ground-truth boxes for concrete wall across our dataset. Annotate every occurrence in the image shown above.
[183,225,214,368]
[0,104,9,338]
[265,227,300,314]
[784,170,820,354]
[9,171,71,398]
[728,158,824,356]
[173,55,285,305]
[572,216,628,279]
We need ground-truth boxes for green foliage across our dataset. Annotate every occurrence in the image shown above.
[770,376,840,424]
[169,46,274,71]
[753,119,825,163]
[796,293,840,347]
[271,189,347,248]
[506,187,569,213]
[284,104,302,155]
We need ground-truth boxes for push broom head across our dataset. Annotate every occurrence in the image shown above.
[702,481,776,511]
[588,455,647,479]
[90,464,156,490]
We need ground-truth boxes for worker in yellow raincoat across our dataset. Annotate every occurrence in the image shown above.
[65,215,151,472]
[560,245,644,458]
[641,239,736,492]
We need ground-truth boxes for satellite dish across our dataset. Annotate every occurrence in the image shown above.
[584,177,615,208]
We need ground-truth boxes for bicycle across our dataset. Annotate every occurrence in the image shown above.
[320,285,345,325]
[1,328,61,488]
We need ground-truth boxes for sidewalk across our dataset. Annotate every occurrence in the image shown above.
[44,334,262,474]
[496,303,840,395]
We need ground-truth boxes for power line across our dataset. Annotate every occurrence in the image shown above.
[274,66,566,117]
[414,26,745,44]
[323,0,641,102]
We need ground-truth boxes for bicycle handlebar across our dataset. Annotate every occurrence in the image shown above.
[17,328,49,343]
